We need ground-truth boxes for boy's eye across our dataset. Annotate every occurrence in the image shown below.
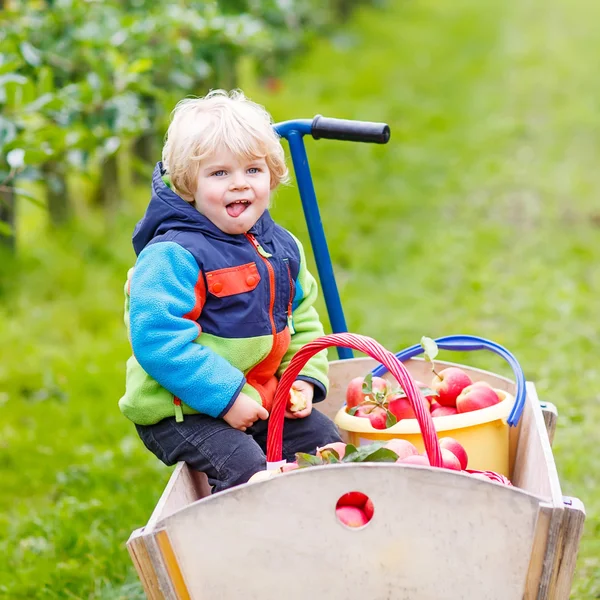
[247,167,261,174]
[211,170,227,177]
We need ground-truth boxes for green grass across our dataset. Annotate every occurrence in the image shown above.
[2,0,599,597]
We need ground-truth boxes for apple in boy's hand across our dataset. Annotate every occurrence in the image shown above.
[456,384,500,413]
[431,367,473,406]
[288,387,307,413]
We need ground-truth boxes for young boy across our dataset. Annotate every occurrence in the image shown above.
[119,89,342,493]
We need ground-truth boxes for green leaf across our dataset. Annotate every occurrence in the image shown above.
[14,188,46,208]
[20,42,42,67]
[128,58,153,74]
[37,67,54,96]
[359,447,399,462]
[0,58,23,76]
[385,410,398,428]
[421,336,439,362]
[342,444,359,459]
[319,449,341,463]
[342,441,388,462]
[295,453,323,468]
[419,386,438,397]
[0,116,17,148]
[362,372,373,394]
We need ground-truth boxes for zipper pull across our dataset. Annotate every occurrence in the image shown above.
[247,233,272,258]
[287,313,295,335]
[173,397,184,423]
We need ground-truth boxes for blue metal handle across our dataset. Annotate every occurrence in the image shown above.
[371,335,526,426]
[274,120,353,359]
[273,118,390,360]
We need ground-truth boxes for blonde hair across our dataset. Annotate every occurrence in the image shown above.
[162,89,289,201]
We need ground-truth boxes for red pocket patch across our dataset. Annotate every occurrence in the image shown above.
[206,262,261,297]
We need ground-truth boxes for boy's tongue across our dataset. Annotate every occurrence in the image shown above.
[226,202,248,218]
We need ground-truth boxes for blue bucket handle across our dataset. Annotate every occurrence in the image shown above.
[371,334,525,426]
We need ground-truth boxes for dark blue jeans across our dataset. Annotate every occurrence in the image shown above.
[135,409,342,493]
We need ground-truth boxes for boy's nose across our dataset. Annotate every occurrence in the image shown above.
[230,172,250,190]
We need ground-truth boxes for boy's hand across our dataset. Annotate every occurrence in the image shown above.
[285,380,314,419]
[223,392,269,431]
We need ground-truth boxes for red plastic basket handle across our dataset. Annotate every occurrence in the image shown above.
[266,333,443,468]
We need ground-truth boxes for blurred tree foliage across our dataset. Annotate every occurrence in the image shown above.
[0,0,361,243]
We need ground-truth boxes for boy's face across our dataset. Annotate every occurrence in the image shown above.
[192,148,271,235]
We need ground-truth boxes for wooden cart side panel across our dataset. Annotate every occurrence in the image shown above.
[155,529,192,600]
[126,528,165,600]
[157,465,543,600]
[512,384,563,503]
[514,383,565,599]
[540,402,558,447]
[524,504,553,599]
[146,462,210,533]
[549,497,586,600]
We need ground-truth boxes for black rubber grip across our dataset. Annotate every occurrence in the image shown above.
[311,115,390,144]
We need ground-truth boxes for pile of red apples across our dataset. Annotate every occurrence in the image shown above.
[345,367,503,430]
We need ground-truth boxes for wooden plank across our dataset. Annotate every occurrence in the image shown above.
[146,462,209,533]
[157,464,542,600]
[155,529,192,600]
[539,402,558,447]
[524,505,553,599]
[126,528,164,600]
[514,383,564,599]
[548,497,586,600]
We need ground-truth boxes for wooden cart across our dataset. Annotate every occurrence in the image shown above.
[126,357,585,600]
[125,117,584,598]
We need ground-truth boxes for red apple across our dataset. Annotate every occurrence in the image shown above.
[387,394,416,420]
[431,405,458,417]
[439,437,468,470]
[346,376,366,410]
[279,461,300,473]
[401,454,431,466]
[431,367,473,407]
[287,387,307,412]
[363,498,374,520]
[336,505,368,527]
[346,376,389,411]
[337,491,368,509]
[354,405,373,419]
[385,438,419,461]
[456,384,500,413]
[471,381,494,389]
[368,407,388,430]
[440,448,462,470]
[370,376,389,397]
[316,442,347,460]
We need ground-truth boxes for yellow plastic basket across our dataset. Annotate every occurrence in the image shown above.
[335,389,515,476]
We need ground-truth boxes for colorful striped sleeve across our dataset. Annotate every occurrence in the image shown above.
[129,242,245,418]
